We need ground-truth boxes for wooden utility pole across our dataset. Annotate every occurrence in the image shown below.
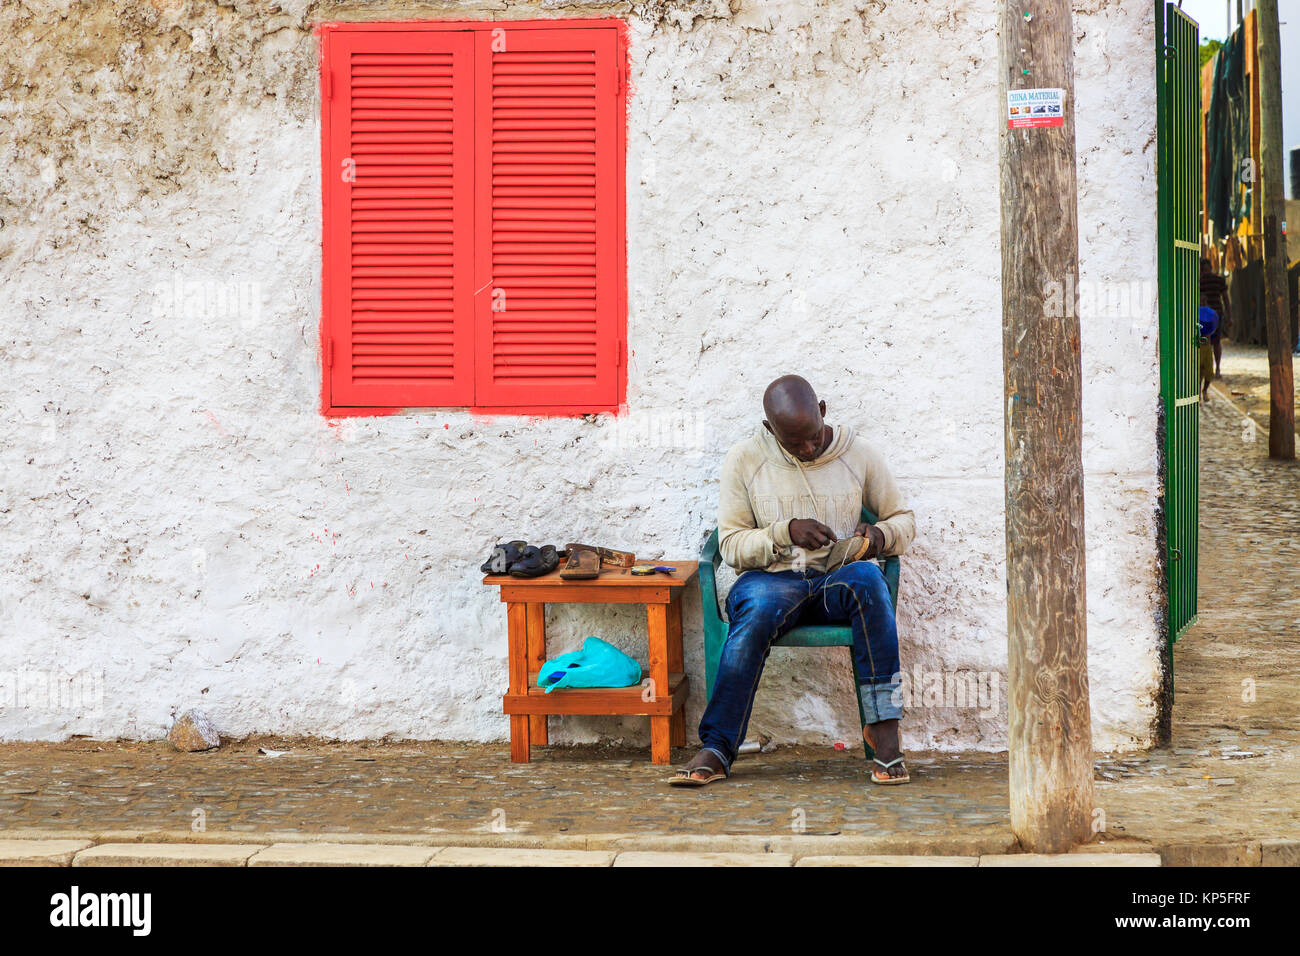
[1255,0,1295,459]
[997,1,1094,853]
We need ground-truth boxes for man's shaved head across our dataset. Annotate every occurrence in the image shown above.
[762,375,831,462]
[763,375,818,421]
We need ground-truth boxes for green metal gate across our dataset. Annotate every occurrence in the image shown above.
[1156,2,1202,645]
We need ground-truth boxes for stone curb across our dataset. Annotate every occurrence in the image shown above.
[979,853,1163,867]
[73,843,265,867]
[0,839,94,867]
[797,854,979,867]
[249,843,445,867]
[582,832,1023,857]
[1157,842,1262,867]
[431,847,616,867]
[1261,840,1300,867]
[2,832,1279,867]
[613,851,794,867]
[0,828,1019,857]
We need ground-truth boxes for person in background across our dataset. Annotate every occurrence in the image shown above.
[1198,303,1219,401]
[1199,257,1231,378]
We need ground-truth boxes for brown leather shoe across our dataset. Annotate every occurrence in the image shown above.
[559,545,601,579]
[563,543,635,569]
[825,534,872,570]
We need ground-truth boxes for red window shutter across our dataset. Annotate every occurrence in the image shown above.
[323,30,475,408]
[472,28,621,408]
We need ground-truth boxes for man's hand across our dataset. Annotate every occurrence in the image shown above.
[789,518,837,550]
[854,522,887,558]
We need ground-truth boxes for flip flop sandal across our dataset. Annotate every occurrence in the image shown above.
[871,756,911,786]
[559,545,601,580]
[667,763,728,787]
[509,544,560,578]
[863,724,911,785]
[826,534,872,569]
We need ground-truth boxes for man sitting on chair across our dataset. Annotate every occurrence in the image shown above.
[669,375,916,787]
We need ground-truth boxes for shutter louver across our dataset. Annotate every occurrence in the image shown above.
[322,24,623,413]
[324,31,475,408]
[473,28,620,407]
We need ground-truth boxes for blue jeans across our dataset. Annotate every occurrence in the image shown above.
[698,561,903,772]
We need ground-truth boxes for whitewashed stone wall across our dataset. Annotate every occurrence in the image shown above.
[0,0,1161,750]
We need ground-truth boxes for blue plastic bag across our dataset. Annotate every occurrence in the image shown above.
[538,637,642,693]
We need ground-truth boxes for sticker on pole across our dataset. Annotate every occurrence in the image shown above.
[1007,88,1064,128]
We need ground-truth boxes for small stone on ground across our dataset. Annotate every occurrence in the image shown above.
[168,709,220,752]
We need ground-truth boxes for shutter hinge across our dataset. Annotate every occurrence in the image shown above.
[324,70,333,101]
[615,63,624,97]
[327,339,335,368]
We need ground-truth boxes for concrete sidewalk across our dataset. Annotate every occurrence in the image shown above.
[0,834,1168,867]
[0,730,1293,865]
[0,349,1295,867]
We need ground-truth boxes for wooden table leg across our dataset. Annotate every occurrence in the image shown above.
[667,593,686,748]
[525,602,548,746]
[647,602,672,764]
[507,602,531,762]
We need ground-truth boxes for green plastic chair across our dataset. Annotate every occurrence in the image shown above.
[698,507,902,760]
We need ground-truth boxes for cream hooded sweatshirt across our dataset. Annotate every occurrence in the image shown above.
[718,424,916,573]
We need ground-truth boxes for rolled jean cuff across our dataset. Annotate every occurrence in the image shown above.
[859,679,904,724]
[701,745,732,774]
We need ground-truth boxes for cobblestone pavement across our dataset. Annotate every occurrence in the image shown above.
[0,358,1296,855]
[1216,339,1300,436]
[0,737,1020,842]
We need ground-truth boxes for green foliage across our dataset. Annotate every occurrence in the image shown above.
[1199,39,1222,69]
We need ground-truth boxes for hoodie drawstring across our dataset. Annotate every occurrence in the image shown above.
[777,441,845,613]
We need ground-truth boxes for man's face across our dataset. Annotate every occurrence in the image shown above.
[767,405,826,462]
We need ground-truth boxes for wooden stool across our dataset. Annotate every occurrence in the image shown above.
[483,561,698,764]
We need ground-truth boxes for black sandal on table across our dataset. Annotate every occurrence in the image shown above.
[480,540,527,575]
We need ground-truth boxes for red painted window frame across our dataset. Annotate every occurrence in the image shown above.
[318,19,629,419]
